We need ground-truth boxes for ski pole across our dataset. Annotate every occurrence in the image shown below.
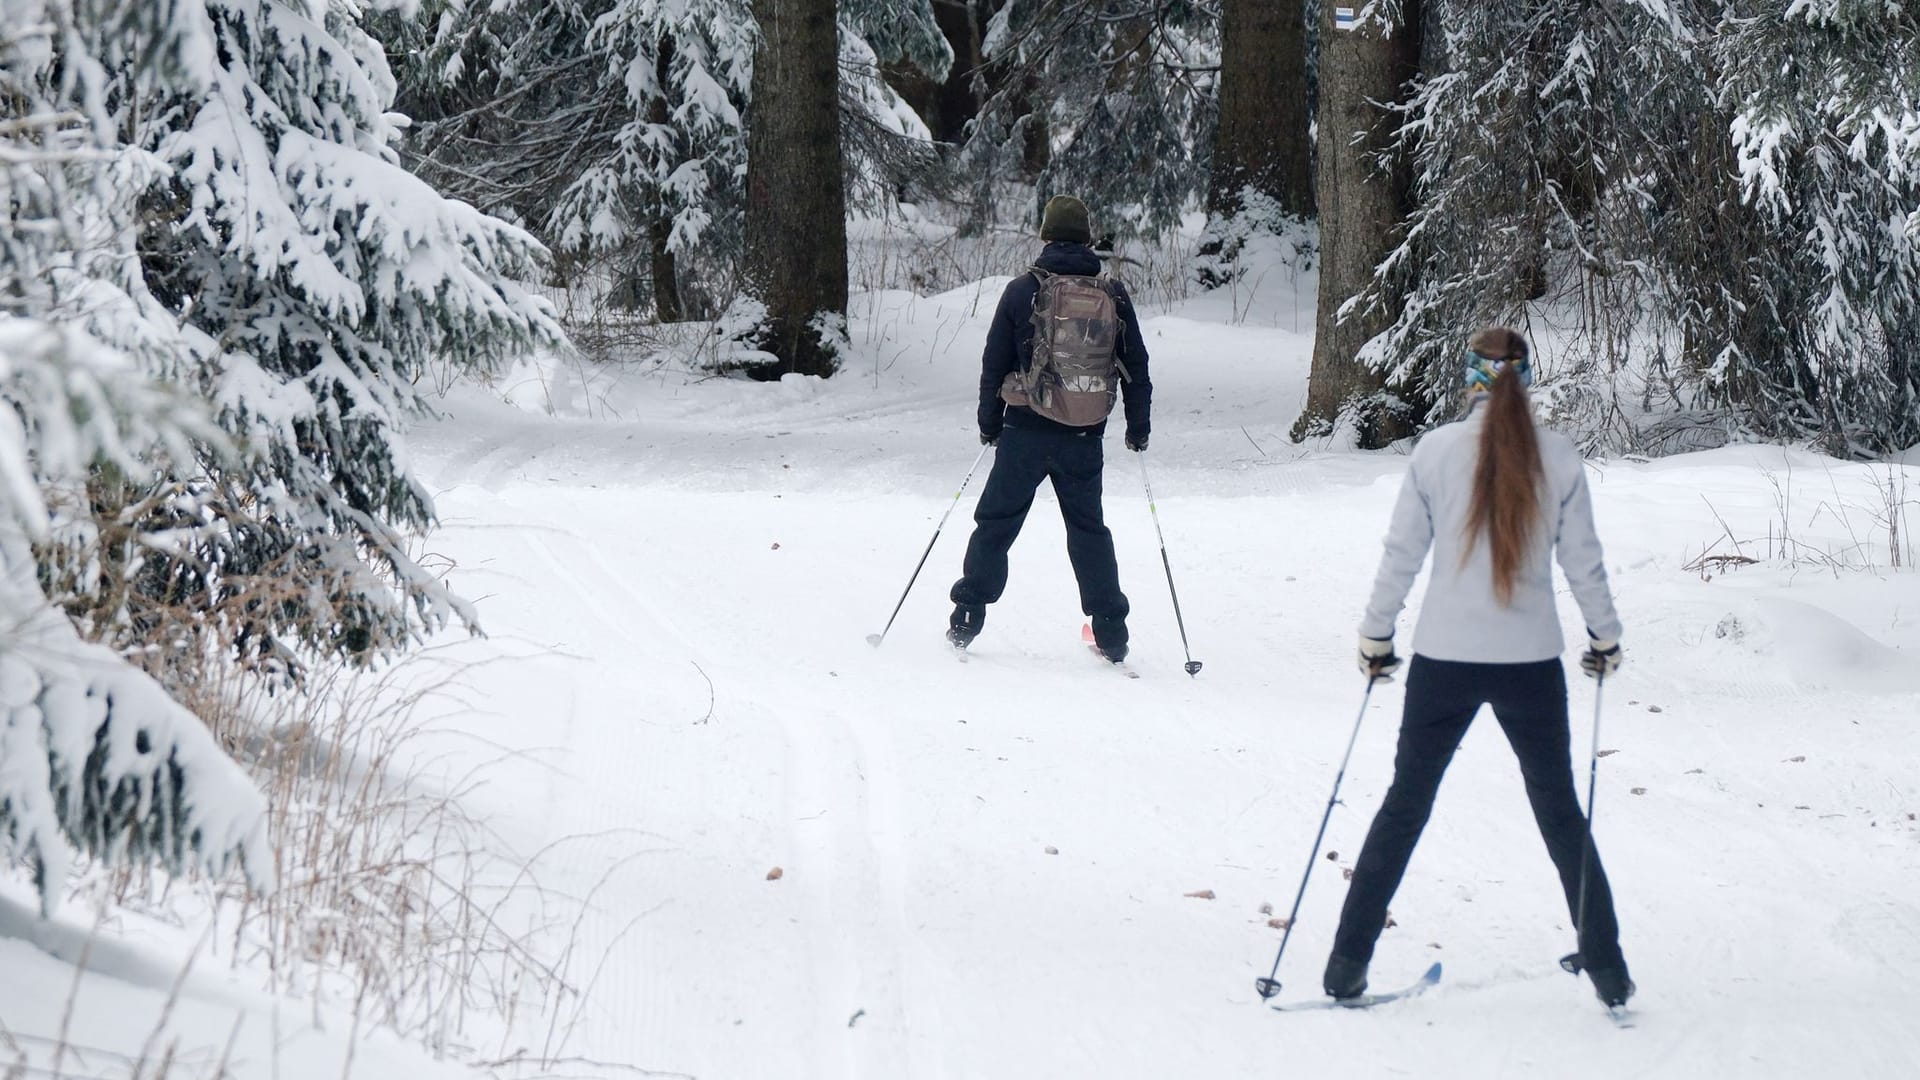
[1562,672,1606,977]
[1136,453,1202,676]
[1254,675,1379,1000]
[867,443,992,648]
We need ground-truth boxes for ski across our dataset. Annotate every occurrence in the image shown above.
[1269,962,1442,1013]
[1081,623,1139,678]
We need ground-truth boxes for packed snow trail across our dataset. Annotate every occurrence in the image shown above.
[402,282,1920,1078]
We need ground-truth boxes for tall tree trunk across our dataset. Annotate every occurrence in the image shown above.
[1207,0,1313,224]
[647,214,685,323]
[648,36,685,323]
[1291,1,1421,447]
[1017,72,1049,179]
[941,0,994,142]
[743,0,848,379]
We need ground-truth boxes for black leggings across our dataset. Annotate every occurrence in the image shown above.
[1331,656,1624,970]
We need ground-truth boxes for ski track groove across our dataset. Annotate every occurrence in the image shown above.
[769,698,916,1079]
[519,530,684,1067]
[530,522,920,1077]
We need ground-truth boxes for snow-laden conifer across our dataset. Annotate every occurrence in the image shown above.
[2,0,267,910]
[974,0,1218,238]
[5,0,564,908]
[1339,0,1919,455]
[27,0,567,678]
[396,0,754,320]
[1706,0,1920,454]
[394,0,944,326]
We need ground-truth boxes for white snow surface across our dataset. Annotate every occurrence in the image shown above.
[0,880,477,1080]
[392,272,1920,1079]
[6,266,1917,1078]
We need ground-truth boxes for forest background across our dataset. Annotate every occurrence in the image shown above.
[1,0,1916,1076]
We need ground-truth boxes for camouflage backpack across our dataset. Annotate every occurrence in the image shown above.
[999,267,1130,426]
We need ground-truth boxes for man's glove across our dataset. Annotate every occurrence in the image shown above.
[981,431,999,447]
[1125,433,1148,452]
[1358,635,1402,681]
[1580,635,1622,679]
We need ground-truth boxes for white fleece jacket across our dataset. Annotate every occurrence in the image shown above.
[1359,407,1622,663]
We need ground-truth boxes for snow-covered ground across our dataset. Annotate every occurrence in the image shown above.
[6,262,1916,1078]
[0,881,481,1080]
[388,269,1920,1079]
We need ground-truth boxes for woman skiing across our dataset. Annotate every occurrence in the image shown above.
[1324,326,1633,1008]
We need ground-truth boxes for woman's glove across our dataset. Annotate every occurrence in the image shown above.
[1580,635,1622,678]
[1358,636,1402,681]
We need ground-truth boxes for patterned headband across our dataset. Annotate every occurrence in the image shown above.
[1464,349,1533,390]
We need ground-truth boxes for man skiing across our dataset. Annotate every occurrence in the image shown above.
[946,194,1152,661]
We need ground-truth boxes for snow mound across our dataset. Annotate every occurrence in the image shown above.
[1722,596,1920,693]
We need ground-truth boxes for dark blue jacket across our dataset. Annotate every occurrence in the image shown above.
[976,242,1152,442]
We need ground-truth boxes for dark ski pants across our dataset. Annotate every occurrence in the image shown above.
[950,425,1129,635]
[1331,656,1625,971]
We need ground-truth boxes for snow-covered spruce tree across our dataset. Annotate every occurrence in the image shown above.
[392,0,754,323]
[32,0,565,683]
[388,0,944,349]
[1333,0,1918,455]
[1,0,267,914]
[840,0,952,212]
[1701,0,1920,455]
[971,0,1219,238]
[868,0,985,145]
[1355,0,1703,442]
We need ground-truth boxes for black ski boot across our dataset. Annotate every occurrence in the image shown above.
[1089,612,1129,663]
[1587,965,1635,1008]
[1562,951,1634,1007]
[947,604,984,649]
[1323,954,1369,1000]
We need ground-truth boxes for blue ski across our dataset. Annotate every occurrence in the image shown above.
[1269,962,1442,1012]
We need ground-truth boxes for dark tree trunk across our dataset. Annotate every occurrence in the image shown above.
[939,0,992,142]
[648,37,685,323]
[884,0,992,143]
[743,0,848,379]
[1207,0,1313,223]
[647,214,684,323]
[1017,72,1049,178]
[1292,1,1421,447]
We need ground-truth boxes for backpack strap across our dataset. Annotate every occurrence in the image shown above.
[1093,273,1132,383]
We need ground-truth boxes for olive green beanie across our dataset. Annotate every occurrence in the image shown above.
[1039,194,1092,245]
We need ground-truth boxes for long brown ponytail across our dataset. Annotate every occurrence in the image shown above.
[1463,327,1544,606]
